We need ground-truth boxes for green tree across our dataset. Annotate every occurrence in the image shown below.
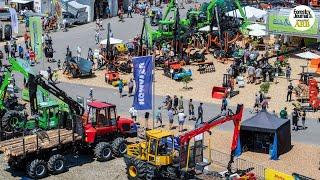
[182,75,192,90]
[260,82,270,94]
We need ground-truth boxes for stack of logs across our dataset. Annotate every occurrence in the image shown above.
[0,129,82,158]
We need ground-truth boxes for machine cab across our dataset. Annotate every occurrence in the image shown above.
[84,101,118,140]
[37,101,60,130]
[146,130,175,166]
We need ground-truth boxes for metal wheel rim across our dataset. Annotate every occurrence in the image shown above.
[102,148,111,158]
[119,144,127,154]
[36,164,45,176]
[54,160,64,171]
[9,117,19,127]
[129,166,137,177]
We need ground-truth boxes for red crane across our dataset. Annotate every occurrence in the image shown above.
[179,104,244,173]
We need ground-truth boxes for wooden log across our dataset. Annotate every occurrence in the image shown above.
[3,131,77,153]
[0,129,70,148]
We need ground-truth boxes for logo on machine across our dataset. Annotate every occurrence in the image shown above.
[289,5,315,31]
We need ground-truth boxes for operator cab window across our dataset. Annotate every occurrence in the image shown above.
[149,138,157,155]
[109,107,116,126]
[89,107,97,125]
[97,108,109,126]
[158,136,173,156]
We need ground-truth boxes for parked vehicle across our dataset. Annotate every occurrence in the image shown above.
[0,8,10,21]
[62,12,76,27]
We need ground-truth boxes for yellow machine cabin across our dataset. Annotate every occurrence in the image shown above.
[127,129,175,167]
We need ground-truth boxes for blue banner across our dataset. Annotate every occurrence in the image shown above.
[133,56,153,110]
[270,132,279,160]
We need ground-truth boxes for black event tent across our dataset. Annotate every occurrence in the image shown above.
[239,110,291,159]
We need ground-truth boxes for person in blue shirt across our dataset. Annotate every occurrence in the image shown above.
[118,79,124,98]
[18,44,24,58]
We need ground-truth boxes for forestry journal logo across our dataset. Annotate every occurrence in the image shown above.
[289,5,315,31]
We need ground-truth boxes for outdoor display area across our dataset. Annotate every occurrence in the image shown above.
[0,0,319,180]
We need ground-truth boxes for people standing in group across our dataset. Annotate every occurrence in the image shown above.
[173,95,178,114]
[292,108,299,131]
[128,78,134,97]
[287,82,293,102]
[301,110,306,130]
[156,106,162,128]
[178,109,186,132]
[279,107,288,119]
[197,102,203,124]
[168,108,174,130]
[188,99,195,120]
[118,79,124,98]
[129,106,137,122]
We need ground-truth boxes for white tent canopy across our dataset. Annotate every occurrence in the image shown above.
[100,37,124,45]
[246,23,266,31]
[198,25,218,32]
[295,51,320,59]
[248,29,267,37]
[226,6,267,20]
[9,0,33,4]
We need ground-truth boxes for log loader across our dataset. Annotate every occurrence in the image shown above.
[124,104,253,179]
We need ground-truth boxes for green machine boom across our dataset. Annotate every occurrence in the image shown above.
[0,58,75,139]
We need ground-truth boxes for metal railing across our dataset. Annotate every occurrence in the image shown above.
[210,149,266,179]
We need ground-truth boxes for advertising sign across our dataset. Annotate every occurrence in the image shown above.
[265,168,294,180]
[133,56,153,110]
[268,8,320,38]
[29,16,43,62]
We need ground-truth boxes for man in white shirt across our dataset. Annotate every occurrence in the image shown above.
[178,110,186,132]
[129,106,137,121]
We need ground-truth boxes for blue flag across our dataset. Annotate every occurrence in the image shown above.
[133,56,153,110]
[235,136,242,157]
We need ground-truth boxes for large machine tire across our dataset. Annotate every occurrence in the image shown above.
[2,110,24,133]
[126,158,146,180]
[47,154,67,175]
[112,137,127,157]
[27,159,48,179]
[94,142,113,162]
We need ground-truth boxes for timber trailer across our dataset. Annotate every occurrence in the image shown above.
[0,75,137,179]
[124,104,255,179]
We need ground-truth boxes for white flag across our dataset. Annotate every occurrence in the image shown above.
[9,8,19,34]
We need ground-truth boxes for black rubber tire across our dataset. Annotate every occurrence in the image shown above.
[125,157,146,180]
[27,159,48,179]
[112,137,127,157]
[2,110,24,133]
[94,142,112,162]
[47,154,67,174]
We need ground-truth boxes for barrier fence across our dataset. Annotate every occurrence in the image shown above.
[210,149,265,179]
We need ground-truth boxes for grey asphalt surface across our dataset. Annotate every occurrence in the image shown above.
[1,1,319,146]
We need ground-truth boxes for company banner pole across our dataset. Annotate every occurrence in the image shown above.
[152,54,155,129]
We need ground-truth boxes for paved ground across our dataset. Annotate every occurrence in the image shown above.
[1,1,319,146]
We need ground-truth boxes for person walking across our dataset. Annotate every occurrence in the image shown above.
[279,107,288,119]
[261,98,269,110]
[118,7,124,22]
[287,82,293,102]
[47,66,53,82]
[253,93,260,113]
[196,102,203,124]
[173,95,178,114]
[89,88,94,100]
[301,110,306,129]
[18,44,23,58]
[127,5,133,18]
[118,79,124,98]
[129,106,137,122]
[77,45,82,58]
[23,32,30,49]
[95,30,100,45]
[144,112,150,130]
[285,65,291,80]
[4,42,10,59]
[128,78,134,97]
[29,49,36,64]
[178,110,186,132]
[188,99,195,120]
[178,96,184,112]
[156,107,162,128]
[221,97,228,114]
[168,108,174,130]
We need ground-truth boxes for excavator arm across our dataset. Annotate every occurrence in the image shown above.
[0,72,11,109]
[233,0,250,29]
[206,0,217,25]
[163,0,176,21]
[178,104,243,173]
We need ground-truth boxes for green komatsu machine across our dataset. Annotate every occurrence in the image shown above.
[0,58,79,139]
